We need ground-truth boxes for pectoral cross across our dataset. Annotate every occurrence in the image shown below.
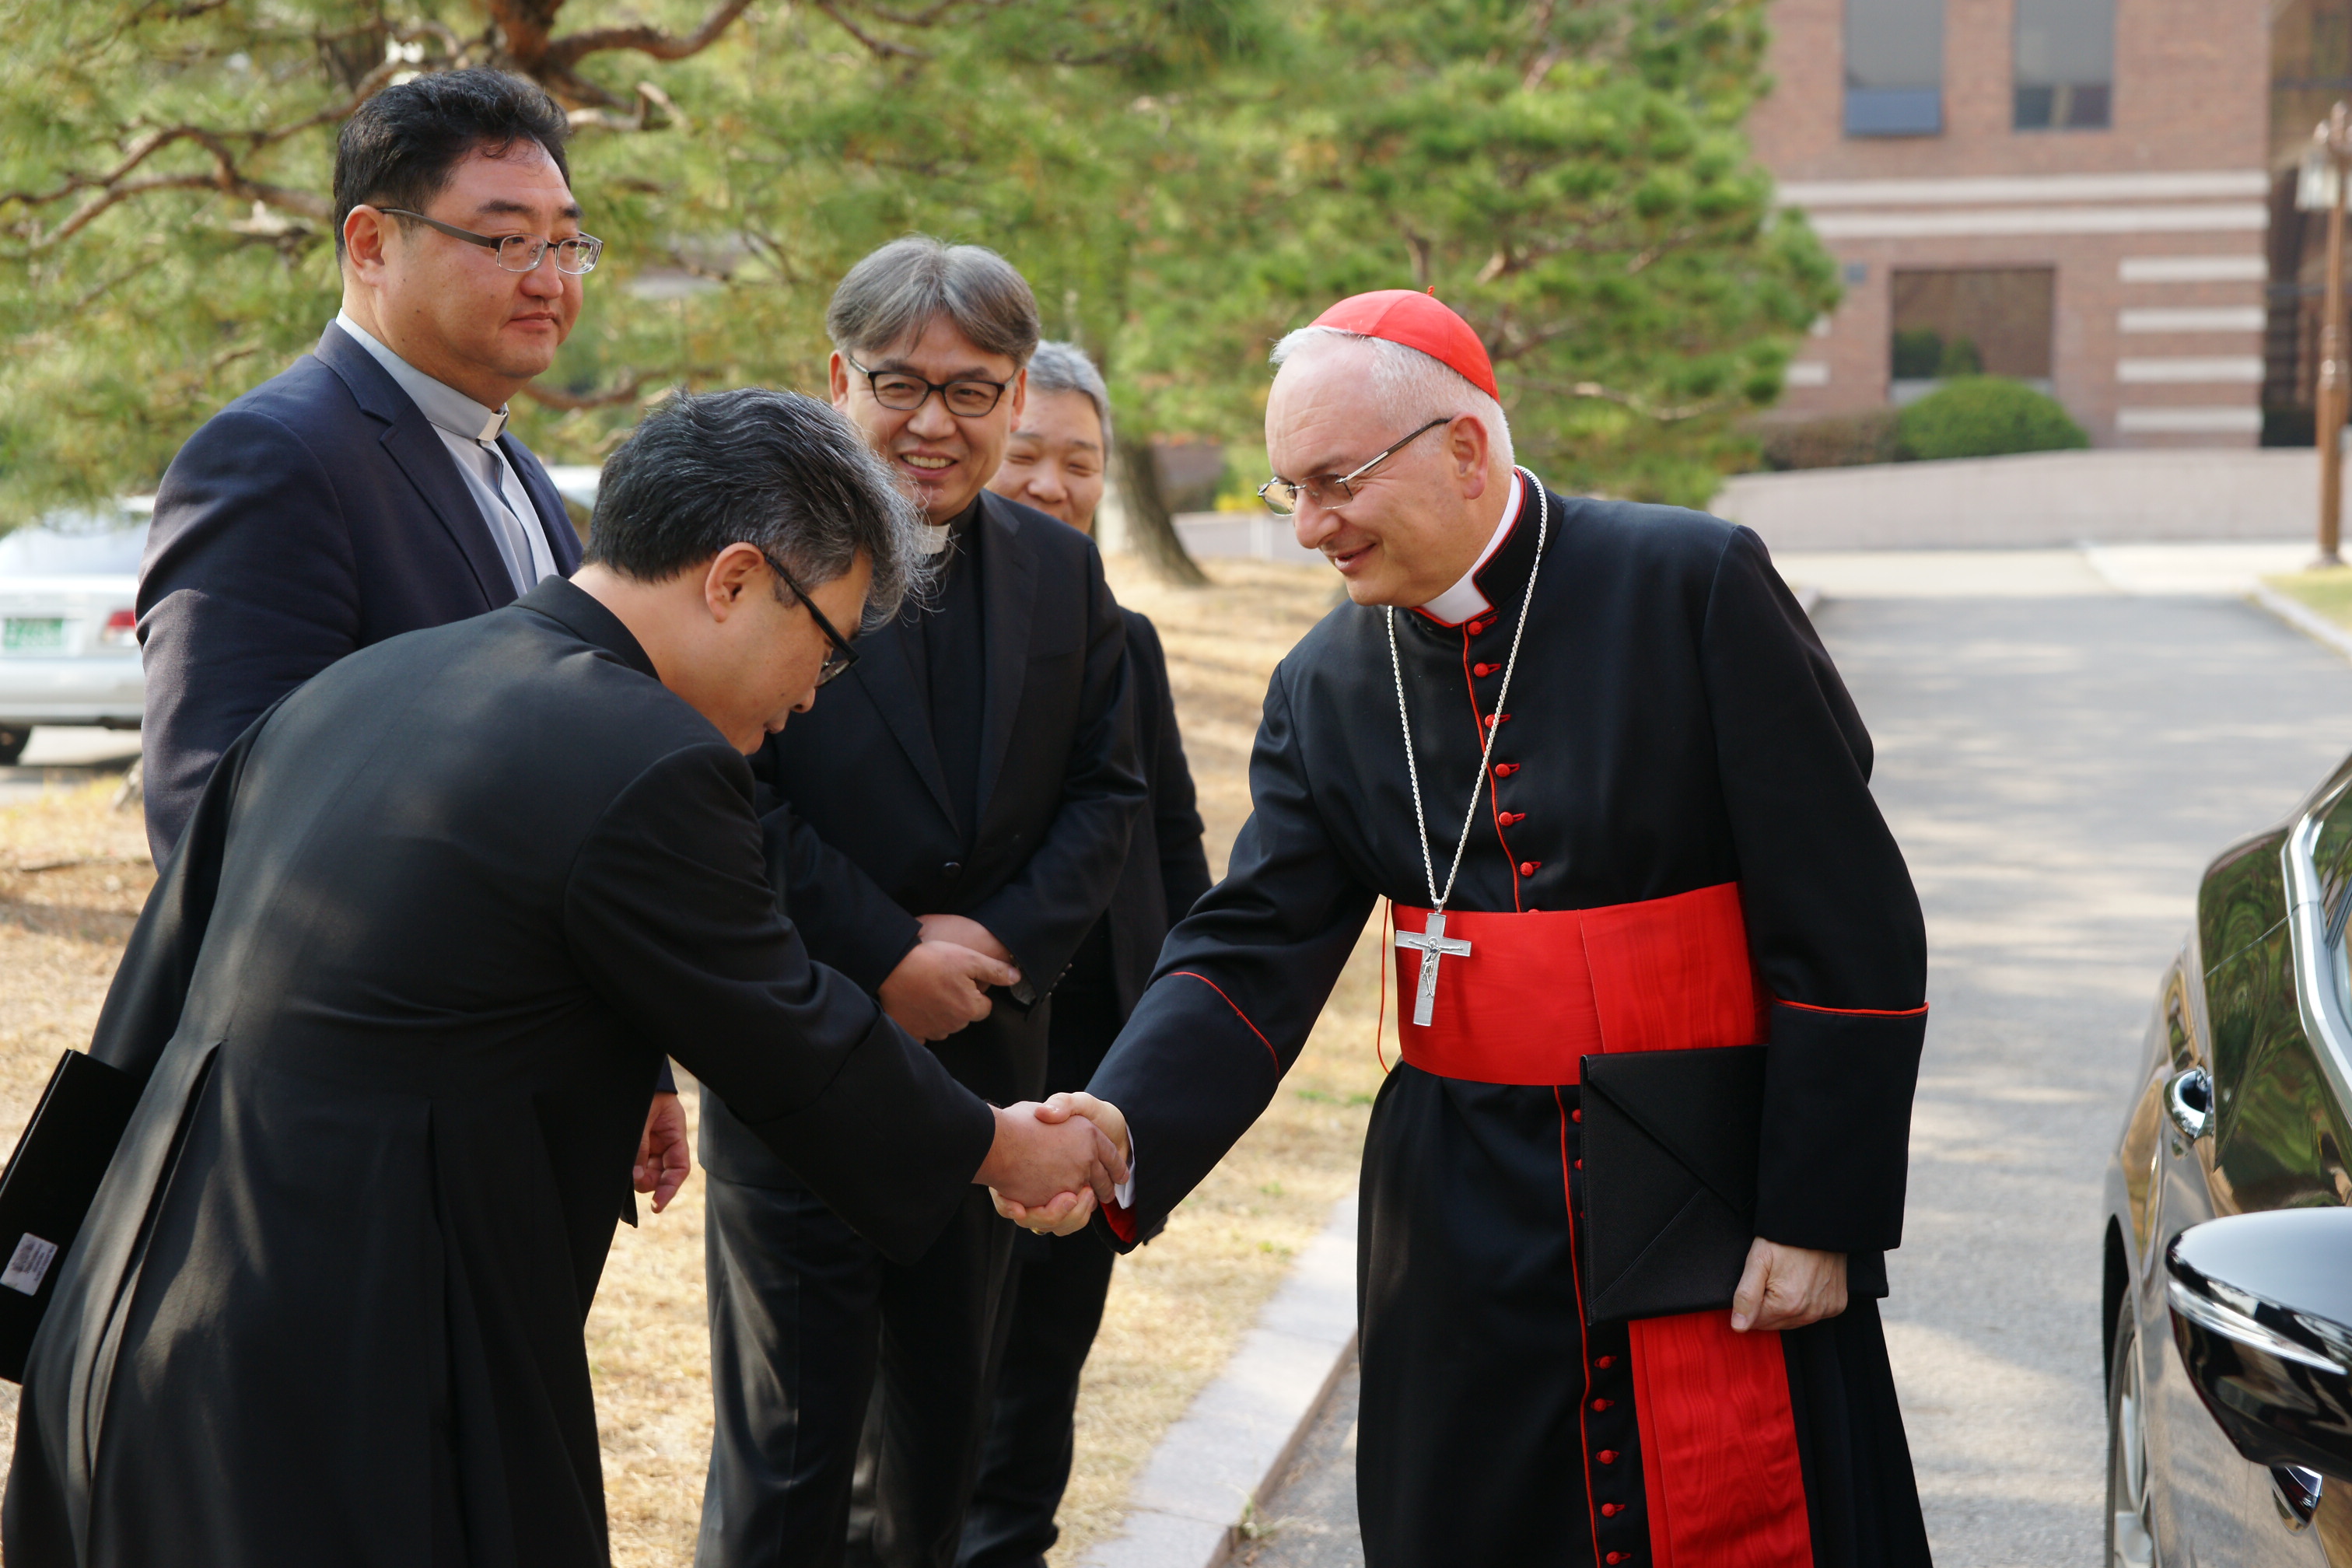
[1395,908,1472,1028]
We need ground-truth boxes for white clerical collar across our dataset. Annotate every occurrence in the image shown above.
[334,312,509,443]
[1415,471,1524,627]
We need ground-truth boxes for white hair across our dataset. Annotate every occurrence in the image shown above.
[1269,326,1514,471]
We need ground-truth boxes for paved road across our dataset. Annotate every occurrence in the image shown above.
[1236,591,2352,1567]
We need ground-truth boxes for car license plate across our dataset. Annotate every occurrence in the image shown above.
[2,618,64,653]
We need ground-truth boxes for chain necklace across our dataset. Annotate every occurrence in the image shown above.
[1386,472,1548,1027]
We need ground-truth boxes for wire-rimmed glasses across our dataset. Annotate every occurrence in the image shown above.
[378,208,604,275]
[1258,418,1454,515]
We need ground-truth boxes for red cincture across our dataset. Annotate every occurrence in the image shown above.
[1392,884,1816,1568]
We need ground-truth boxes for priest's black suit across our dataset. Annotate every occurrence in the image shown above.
[2,579,996,1568]
[1089,475,1932,1568]
[696,491,1144,1568]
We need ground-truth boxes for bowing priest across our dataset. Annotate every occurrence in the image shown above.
[4,387,1127,1568]
[1010,292,1932,1568]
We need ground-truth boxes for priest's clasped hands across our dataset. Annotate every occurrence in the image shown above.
[989,1092,1131,1236]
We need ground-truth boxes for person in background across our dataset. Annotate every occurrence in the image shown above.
[959,341,1213,1568]
[131,65,691,1213]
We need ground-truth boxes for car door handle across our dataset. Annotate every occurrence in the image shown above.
[2166,1067,2214,1143]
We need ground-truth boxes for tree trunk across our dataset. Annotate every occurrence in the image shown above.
[1115,432,1209,587]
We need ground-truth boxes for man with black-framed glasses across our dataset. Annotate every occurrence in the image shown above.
[138,68,693,1205]
[695,236,1144,1568]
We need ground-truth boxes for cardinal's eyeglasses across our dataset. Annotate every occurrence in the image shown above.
[378,208,604,275]
[1258,418,1453,515]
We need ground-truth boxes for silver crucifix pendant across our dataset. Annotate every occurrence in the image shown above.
[1395,908,1473,1027]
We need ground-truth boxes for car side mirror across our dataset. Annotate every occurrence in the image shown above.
[2167,1209,2352,1481]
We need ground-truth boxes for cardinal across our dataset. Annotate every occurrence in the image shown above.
[1010,291,1932,1567]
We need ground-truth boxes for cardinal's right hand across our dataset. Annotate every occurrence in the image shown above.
[880,940,1020,1041]
[974,1101,1129,1231]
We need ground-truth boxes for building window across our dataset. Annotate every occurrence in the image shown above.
[2014,0,2113,130]
[1846,0,1944,137]
[1889,268,2056,402]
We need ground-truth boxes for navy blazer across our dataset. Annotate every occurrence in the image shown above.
[138,323,581,861]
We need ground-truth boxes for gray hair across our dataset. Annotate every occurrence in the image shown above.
[827,235,1041,366]
[583,387,934,631]
[1024,341,1113,448]
[1270,327,1514,471]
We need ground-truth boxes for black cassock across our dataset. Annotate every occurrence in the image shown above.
[1090,476,1933,1568]
[2,579,996,1568]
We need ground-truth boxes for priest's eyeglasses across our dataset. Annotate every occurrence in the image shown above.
[754,547,860,686]
[846,355,1013,418]
[1258,418,1452,515]
[378,208,605,275]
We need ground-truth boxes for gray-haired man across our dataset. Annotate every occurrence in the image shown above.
[695,243,1146,1568]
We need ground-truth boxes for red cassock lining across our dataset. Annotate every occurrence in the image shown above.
[1395,884,1815,1568]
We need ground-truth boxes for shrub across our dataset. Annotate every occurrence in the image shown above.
[1759,409,1903,471]
[1896,376,2088,460]
[1891,329,1942,380]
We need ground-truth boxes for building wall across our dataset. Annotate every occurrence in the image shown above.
[1750,0,2273,446]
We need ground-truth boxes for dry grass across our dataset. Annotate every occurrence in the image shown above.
[2266,565,2352,628]
[0,555,1384,1565]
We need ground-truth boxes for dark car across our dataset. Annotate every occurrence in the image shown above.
[2104,752,2352,1564]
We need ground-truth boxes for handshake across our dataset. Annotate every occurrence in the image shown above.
[974,1091,1132,1237]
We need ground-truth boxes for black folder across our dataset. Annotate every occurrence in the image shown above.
[0,1050,140,1381]
[1578,1044,1766,1326]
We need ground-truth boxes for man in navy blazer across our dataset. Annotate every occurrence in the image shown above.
[135,68,690,1197]
[140,69,587,859]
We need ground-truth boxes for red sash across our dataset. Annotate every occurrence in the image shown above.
[1393,883,1766,1084]
[1392,882,1815,1568]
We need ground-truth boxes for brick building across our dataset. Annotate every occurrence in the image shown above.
[1750,0,2296,447]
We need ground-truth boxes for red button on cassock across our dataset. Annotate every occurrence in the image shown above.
[1474,662,1500,677]
[1601,1503,1622,1517]
[1596,1356,1615,1369]
[1592,1398,1612,1412]
[1468,619,1490,635]
[1597,1449,1619,1465]
[1607,1553,1629,1564]
[1518,860,1540,876]
[1570,1108,1582,1122]
[1494,763,1519,776]
[1574,1158,1584,1170]
[1500,811,1527,826]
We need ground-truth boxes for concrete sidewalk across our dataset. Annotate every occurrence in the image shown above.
[1776,539,2318,600]
[1714,449,2329,552]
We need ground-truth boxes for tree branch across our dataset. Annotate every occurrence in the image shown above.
[544,0,757,70]
[1515,375,1742,422]
[814,0,936,60]
[521,373,651,411]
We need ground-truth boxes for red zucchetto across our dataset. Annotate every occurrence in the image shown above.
[1307,289,1499,402]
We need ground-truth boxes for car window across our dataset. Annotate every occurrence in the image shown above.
[0,514,149,576]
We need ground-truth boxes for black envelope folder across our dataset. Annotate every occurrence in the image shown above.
[0,1050,140,1382]
[1579,1044,1767,1326]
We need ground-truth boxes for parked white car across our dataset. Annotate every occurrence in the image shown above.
[0,500,149,765]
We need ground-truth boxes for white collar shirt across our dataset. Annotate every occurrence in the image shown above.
[333,313,558,593]
[1415,471,1525,626]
